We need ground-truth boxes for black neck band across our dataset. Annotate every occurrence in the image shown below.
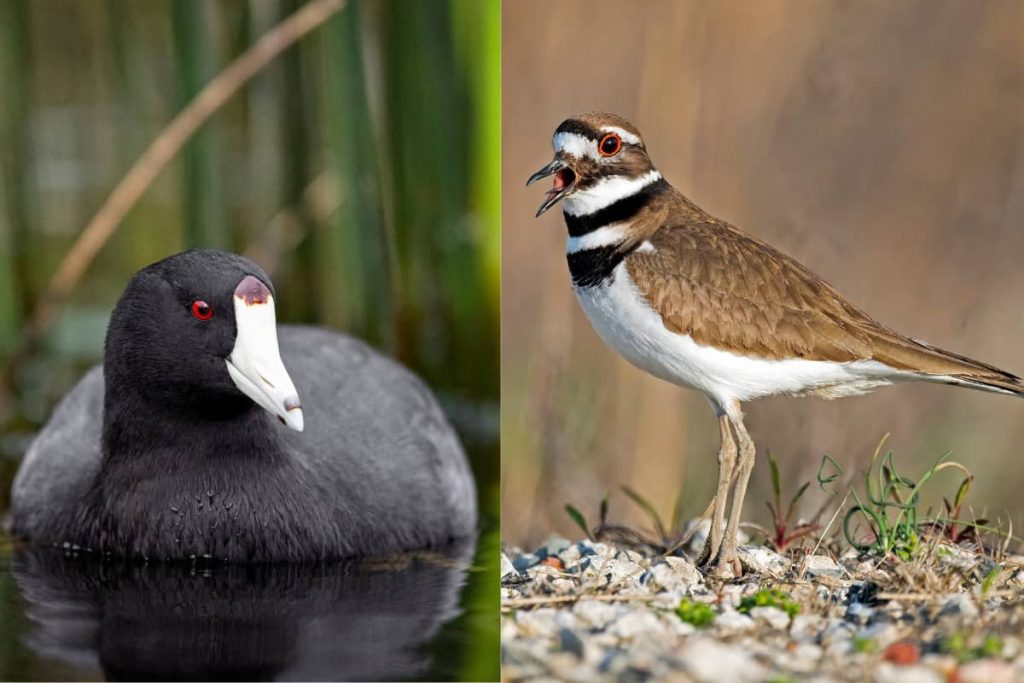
[563,177,667,238]
[568,245,630,288]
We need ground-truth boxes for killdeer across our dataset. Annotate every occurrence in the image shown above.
[527,112,1023,577]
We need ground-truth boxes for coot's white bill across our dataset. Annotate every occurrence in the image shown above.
[226,275,304,432]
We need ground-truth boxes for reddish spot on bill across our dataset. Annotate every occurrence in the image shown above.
[234,275,270,305]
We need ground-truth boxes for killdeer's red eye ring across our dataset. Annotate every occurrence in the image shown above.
[598,133,622,157]
[191,300,213,321]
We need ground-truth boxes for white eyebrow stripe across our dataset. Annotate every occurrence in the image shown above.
[563,170,662,216]
[553,132,599,160]
[565,223,631,253]
[600,126,641,146]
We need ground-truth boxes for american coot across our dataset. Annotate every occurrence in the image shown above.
[11,250,477,561]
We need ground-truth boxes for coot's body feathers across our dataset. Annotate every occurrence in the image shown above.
[11,253,476,561]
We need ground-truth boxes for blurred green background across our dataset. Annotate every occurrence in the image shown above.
[503,0,1024,550]
[0,0,499,680]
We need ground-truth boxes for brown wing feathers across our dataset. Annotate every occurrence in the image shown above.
[626,205,1024,398]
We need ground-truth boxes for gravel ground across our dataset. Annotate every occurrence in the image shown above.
[501,533,1024,682]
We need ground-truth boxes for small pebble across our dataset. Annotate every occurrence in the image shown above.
[663,555,703,584]
[679,638,766,683]
[500,553,516,578]
[939,593,979,619]
[883,640,921,665]
[749,606,791,630]
[738,545,791,575]
[875,663,943,683]
[559,543,583,565]
[608,610,665,641]
[846,601,874,624]
[512,553,540,572]
[540,536,571,558]
[540,556,564,570]
[714,609,756,633]
[956,658,1017,683]
[557,627,585,658]
[802,554,845,578]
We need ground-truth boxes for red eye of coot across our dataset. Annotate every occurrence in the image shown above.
[191,300,213,320]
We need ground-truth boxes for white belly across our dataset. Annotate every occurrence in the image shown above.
[573,262,901,410]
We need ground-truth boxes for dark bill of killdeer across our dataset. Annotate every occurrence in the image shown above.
[527,112,1024,578]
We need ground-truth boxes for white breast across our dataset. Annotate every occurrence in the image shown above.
[573,262,905,411]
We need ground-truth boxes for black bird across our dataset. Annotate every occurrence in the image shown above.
[10,250,476,561]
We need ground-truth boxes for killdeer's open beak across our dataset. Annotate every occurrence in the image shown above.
[225,275,304,432]
[527,157,575,217]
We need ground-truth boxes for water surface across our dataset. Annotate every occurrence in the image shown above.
[0,529,496,681]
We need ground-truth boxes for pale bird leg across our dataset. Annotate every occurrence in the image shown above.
[697,414,737,567]
[714,410,756,578]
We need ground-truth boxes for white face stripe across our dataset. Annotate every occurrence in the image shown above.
[226,293,304,431]
[566,223,631,254]
[600,126,641,146]
[553,127,643,160]
[553,131,598,160]
[563,170,662,216]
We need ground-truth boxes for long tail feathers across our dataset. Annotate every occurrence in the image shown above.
[941,374,1024,398]
[903,339,1024,398]
[868,332,1024,398]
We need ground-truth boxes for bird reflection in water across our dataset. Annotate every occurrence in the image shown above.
[11,538,474,681]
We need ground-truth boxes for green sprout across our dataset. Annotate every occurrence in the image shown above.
[852,636,875,653]
[738,588,800,618]
[940,632,1005,662]
[981,566,1001,596]
[563,503,593,541]
[820,435,988,560]
[675,598,715,627]
[764,451,821,553]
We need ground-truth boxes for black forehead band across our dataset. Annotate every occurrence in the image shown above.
[555,120,601,140]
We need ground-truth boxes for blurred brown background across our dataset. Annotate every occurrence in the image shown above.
[502,0,1024,548]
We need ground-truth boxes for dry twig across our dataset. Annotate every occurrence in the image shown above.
[501,593,654,610]
[875,590,1018,601]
